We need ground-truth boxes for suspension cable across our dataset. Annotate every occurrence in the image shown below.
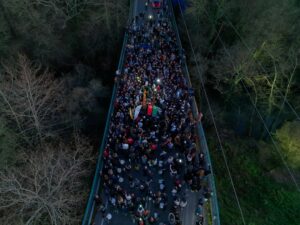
[176,2,247,224]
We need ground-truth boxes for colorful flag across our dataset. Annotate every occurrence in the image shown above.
[152,105,158,117]
[142,90,147,107]
[129,108,134,120]
[147,104,153,116]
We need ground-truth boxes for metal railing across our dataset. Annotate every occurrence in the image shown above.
[81,1,133,225]
[166,0,221,224]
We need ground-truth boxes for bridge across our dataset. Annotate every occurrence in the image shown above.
[82,1,220,225]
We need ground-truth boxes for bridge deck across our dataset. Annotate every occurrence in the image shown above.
[91,1,211,225]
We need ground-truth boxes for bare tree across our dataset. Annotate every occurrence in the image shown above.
[0,133,94,225]
[29,0,93,28]
[26,0,128,29]
[0,54,65,144]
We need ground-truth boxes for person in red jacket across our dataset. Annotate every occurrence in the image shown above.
[147,103,153,116]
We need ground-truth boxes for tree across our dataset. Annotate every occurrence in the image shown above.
[0,133,94,225]
[78,0,129,58]
[0,3,13,57]
[0,54,65,144]
[276,120,300,169]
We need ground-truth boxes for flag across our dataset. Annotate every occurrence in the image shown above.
[152,105,158,117]
[129,108,134,120]
[134,105,142,120]
[142,89,147,107]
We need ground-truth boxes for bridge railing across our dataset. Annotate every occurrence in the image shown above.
[166,0,221,225]
[81,1,133,225]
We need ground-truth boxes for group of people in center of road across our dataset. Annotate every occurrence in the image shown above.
[94,5,212,225]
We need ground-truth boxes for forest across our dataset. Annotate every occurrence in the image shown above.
[0,0,299,225]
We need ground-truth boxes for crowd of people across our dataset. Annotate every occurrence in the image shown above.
[95,4,211,225]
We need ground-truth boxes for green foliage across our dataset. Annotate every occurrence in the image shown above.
[178,2,300,224]
[209,136,300,225]
[276,121,300,168]
[0,14,10,56]
[0,0,129,67]
[183,0,300,122]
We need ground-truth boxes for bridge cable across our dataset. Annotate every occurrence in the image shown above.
[176,2,247,225]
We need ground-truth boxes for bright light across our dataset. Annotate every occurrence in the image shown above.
[149,14,153,20]
[156,78,161,83]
